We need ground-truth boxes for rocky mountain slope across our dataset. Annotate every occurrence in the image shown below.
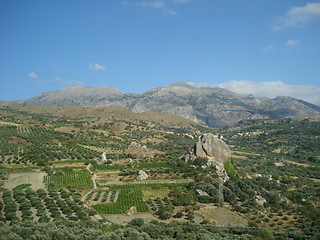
[14,82,320,127]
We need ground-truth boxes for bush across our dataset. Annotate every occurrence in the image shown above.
[129,218,145,227]
[173,212,183,218]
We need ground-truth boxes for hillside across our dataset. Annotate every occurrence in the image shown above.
[4,104,204,132]
[0,104,319,239]
[12,82,320,128]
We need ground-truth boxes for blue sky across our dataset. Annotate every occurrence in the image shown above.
[1,0,320,105]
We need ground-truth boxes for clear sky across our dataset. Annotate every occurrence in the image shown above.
[1,0,320,105]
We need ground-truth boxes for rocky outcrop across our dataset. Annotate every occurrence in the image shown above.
[182,133,231,183]
[196,189,209,197]
[97,152,107,165]
[126,142,160,158]
[137,170,148,181]
[127,206,137,216]
[254,195,267,207]
[195,133,231,164]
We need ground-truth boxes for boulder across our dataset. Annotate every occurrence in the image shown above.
[137,170,148,181]
[97,152,107,165]
[127,206,137,216]
[195,133,231,163]
[254,195,267,207]
[196,189,209,197]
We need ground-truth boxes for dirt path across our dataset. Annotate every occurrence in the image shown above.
[103,212,157,224]
[81,164,105,221]
[81,164,97,201]
[99,179,193,186]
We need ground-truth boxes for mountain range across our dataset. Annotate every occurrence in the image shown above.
[10,82,320,127]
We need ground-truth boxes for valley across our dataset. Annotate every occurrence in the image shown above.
[0,104,319,239]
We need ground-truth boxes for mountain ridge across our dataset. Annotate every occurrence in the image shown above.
[8,82,320,128]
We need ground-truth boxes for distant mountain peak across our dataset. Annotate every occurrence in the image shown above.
[169,82,194,88]
[13,82,320,127]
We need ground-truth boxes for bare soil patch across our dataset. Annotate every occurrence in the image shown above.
[109,122,127,133]
[78,144,122,154]
[51,162,86,168]
[96,171,122,183]
[55,126,81,134]
[309,178,320,183]
[3,171,47,190]
[142,187,169,200]
[103,212,157,224]
[50,138,62,147]
[232,155,248,160]
[0,121,20,126]
[141,137,165,145]
[286,160,311,167]
[9,136,30,145]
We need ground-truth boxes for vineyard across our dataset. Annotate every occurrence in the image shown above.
[85,190,119,203]
[93,189,149,214]
[91,182,190,214]
[44,168,92,189]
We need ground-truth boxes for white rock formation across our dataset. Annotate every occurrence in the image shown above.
[97,152,107,165]
[254,195,267,207]
[137,170,148,181]
[127,206,137,216]
[196,189,209,197]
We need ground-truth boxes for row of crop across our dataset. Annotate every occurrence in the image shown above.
[44,169,92,189]
[86,190,117,202]
[0,125,98,164]
[0,187,90,223]
[137,162,168,169]
[93,189,149,214]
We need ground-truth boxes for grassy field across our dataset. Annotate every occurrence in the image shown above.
[223,159,237,180]
[142,186,169,201]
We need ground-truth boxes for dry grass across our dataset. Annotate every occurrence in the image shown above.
[10,136,30,145]
[96,171,122,182]
[286,160,311,167]
[0,120,20,126]
[309,178,320,183]
[55,126,81,134]
[7,104,202,129]
[50,162,86,168]
[141,137,165,144]
[103,212,157,224]
[142,187,169,200]
[197,207,248,227]
[3,171,47,190]
[78,144,122,154]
